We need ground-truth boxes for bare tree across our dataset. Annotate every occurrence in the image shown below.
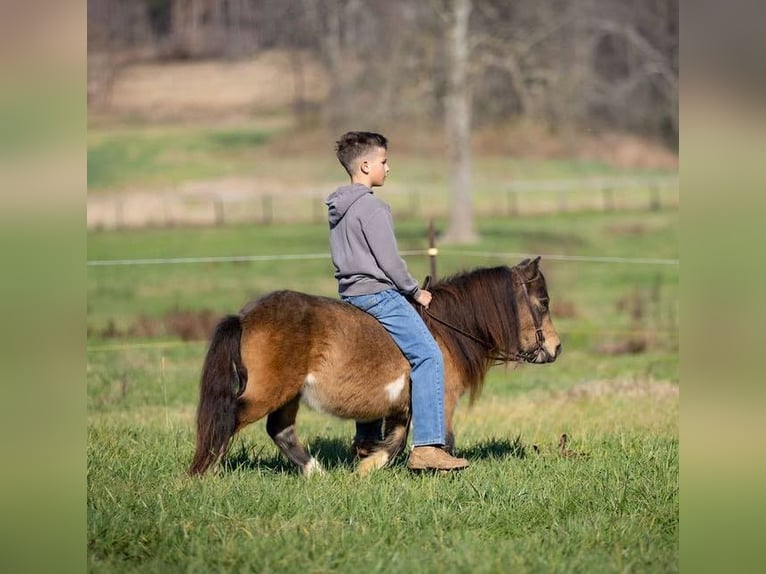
[442,0,478,244]
[304,0,351,133]
[87,0,678,146]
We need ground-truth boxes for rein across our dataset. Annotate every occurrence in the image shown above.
[422,307,494,349]
[419,271,548,364]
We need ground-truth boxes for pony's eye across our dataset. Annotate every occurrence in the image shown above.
[539,299,549,311]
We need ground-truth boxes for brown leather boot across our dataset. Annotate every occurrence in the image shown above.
[407,446,469,471]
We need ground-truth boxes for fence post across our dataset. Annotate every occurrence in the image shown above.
[649,183,661,211]
[507,189,518,216]
[213,196,225,226]
[428,218,437,279]
[163,198,173,227]
[115,198,124,229]
[603,186,614,211]
[262,195,273,224]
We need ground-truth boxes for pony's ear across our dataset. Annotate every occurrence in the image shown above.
[522,256,541,280]
[527,255,540,278]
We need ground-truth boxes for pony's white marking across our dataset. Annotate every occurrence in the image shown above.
[303,457,324,476]
[358,451,389,477]
[375,451,390,467]
[301,373,326,413]
[384,374,406,402]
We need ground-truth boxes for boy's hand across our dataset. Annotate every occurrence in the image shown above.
[415,290,432,309]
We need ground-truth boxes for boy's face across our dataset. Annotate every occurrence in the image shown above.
[359,147,389,187]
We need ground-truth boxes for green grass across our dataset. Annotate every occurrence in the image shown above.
[87,125,273,190]
[87,369,677,573]
[87,210,679,351]
[87,209,678,572]
[86,120,677,201]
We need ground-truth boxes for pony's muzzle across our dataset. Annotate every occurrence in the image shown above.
[538,341,561,363]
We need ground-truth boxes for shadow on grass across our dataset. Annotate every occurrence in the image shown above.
[222,435,531,475]
[462,435,529,460]
[222,436,358,475]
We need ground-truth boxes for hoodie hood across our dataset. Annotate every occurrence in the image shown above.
[326,183,372,226]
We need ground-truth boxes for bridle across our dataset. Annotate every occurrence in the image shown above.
[519,276,547,359]
[419,270,549,364]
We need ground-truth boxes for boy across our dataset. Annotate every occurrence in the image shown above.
[325,131,469,471]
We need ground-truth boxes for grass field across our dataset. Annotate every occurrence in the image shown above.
[87,123,277,190]
[86,121,673,193]
[87,206,678,572]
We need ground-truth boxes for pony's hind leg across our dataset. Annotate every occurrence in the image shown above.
[266,397,323,476]
[357,411,411,477]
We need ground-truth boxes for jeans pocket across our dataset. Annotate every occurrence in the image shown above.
[343,293,379,312]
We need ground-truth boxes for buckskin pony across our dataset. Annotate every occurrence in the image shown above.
[190,257,561,476]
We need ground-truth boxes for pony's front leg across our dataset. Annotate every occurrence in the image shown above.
[266,397,323,476]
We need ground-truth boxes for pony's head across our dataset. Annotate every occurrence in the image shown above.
[511,257,561,363]
[425,258,562,401]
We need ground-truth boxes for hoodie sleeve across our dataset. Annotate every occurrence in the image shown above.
[361,205,422,299]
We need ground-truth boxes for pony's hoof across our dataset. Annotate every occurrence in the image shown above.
[303,458,324,476]
[357,451,390,477]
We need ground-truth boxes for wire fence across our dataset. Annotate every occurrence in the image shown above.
[87,181,679,354]
[87,249,679,267]
[87,247,679,354]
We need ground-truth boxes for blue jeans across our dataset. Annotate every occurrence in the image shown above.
[342,289,446,447]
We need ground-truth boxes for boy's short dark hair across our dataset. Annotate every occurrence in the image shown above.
[335,131,388,176]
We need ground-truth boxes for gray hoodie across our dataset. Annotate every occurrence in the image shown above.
[326,183,421,299]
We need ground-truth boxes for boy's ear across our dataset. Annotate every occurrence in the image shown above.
[360,160,369,174]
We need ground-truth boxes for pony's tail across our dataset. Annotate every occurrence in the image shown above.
[189,315,247,475]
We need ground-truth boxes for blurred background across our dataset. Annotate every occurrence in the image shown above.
[87,0,678,232]
[85,0,680,371]
[84,0,681,384]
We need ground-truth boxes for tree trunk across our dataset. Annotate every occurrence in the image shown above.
[443,0,478,244]
[290,50,307,125]
[170,0,219,58]
[324,0,347,133]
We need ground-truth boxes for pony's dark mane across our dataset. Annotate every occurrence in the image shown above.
[423,265,521,401]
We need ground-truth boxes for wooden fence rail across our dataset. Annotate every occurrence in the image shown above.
[87,176,678,230]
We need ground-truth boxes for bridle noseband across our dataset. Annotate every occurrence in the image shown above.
[420,269,550,364]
